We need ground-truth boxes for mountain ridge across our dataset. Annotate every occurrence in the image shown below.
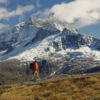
[0,17,100,61]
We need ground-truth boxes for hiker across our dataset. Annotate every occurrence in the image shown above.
[30,60,40,80]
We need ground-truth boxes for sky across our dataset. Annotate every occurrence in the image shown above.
[0,0,100,38]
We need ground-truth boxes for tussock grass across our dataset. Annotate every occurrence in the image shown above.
[0,73,100,100]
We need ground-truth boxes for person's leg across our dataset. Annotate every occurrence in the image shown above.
[36,71,40,79]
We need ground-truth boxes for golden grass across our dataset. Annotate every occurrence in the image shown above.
[0,73,100,100]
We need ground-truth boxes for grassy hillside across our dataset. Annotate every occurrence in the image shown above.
[0,73,100,100]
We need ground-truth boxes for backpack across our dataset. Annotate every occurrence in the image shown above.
[30,61,39,71]
[29,62,34,70]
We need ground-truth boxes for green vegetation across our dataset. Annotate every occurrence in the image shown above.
[0,73,100,100]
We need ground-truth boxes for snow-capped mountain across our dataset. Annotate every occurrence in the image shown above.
[0,17,100,62]
[1,17,100,84]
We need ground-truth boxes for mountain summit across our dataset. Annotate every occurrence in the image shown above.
[0,17,100,61]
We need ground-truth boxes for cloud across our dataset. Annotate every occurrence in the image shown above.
[15,5,34,15]
[32,9,50,19]
[0,5,34,20]
[0,0,8,3]
[47,0,100,29]
[0,23,10,29]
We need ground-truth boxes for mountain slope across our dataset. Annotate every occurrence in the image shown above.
[0,17,100,61]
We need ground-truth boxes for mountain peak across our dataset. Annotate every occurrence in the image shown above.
[0,16,100,61]
[28,17,78,33]
[46,18,78,33]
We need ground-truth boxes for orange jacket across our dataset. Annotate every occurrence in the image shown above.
[33,61,39,71]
